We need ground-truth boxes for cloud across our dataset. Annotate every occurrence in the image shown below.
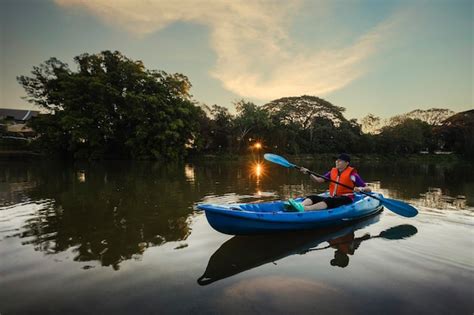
[55,0,404,101]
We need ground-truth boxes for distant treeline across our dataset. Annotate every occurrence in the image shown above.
[16,51,473,160]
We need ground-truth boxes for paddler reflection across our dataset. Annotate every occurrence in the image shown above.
[302,224,418,268]
[330,232,367,268]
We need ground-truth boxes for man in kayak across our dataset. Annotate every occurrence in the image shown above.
[289,153,371,211]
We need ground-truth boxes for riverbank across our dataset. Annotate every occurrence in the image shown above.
[0,150,43,160]
[188,152,469,164]
[0,149,469,164]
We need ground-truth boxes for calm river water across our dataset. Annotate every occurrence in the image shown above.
[1,157,473,314]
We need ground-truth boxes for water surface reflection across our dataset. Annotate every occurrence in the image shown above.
[1,161,201,269]
[1,158,472,271]
[198,213,417,285]
[1,158,473,315]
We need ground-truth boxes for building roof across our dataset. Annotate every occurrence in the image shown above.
[0,108,39,121]
[7,123,34,133]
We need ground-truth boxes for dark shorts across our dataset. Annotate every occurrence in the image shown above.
[306,195,353,209]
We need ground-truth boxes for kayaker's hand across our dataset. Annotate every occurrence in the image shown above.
[355,187,371,193]
[300,167,309,174]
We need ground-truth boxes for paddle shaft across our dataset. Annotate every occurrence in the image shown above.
[292,165,383,203]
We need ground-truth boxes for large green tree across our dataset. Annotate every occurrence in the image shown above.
[19,51,200,160]
[377,119,433,154]
[209,104,234,152]
[233,100,272,152]
[263,95,360,154]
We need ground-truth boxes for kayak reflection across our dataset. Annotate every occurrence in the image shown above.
[197,213,417,285]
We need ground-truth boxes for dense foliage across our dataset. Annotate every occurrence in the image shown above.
[434,110,474,157]
[18,51,203,159]
[18,51,472,159]
[195,99,472,157]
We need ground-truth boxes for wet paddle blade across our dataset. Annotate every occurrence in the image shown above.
[379,224,418,240]
[264,153,296,168]
[380,197,418,218]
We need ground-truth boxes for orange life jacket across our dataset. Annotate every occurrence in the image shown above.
[329,166,356,197]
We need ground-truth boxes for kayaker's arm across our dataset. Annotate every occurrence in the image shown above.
[300,167,326,183]
[310,174,326,183]
[352,173,371,193]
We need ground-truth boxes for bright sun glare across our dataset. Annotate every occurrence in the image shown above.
[251,162,265,179]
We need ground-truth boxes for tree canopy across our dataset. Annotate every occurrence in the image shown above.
[18,51,202,160]
[435,110,474,157]
[17,50,470,159]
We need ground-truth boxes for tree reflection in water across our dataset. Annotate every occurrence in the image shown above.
[3,161,203,270]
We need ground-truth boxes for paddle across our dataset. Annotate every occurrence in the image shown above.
[302,224,418,253]
[264,153,418,218]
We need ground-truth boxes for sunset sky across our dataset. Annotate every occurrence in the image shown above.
[1,0,472,119]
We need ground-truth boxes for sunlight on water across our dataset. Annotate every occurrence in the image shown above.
[255,163,262,177]
[184,164,195,183]
[249,161,265,181]
[77,170,86,183]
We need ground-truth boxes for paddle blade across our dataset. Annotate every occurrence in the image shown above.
[380,197,418,218]
[379,224,418,240]
[264,153,296,168]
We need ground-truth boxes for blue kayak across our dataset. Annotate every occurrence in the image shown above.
[197,193,384,235]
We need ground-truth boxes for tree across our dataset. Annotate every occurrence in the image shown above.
[435,110,474,157]
[233,100,272,152]
[207,104,234,152]
[263,95,347,130]
[390,108,456,126]
[19,51,200,160]
[377,119,432,154]
[359,114,383,134]
[263,95,358,153]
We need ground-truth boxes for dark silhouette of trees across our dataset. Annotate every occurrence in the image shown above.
[435,110,474,157]
[19,51,201,160]
[376,119,433,154]
[17,51,470,158]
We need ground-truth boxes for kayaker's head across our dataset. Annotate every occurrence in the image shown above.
[330,250,349,268]
[335,153,350,171]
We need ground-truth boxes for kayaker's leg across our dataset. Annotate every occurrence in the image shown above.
[325,196,353,209]
[303,196,351,211]
[303,201,328,211]
[304,195,324,206]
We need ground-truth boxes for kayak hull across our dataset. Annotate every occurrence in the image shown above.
[197,193,384,235]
